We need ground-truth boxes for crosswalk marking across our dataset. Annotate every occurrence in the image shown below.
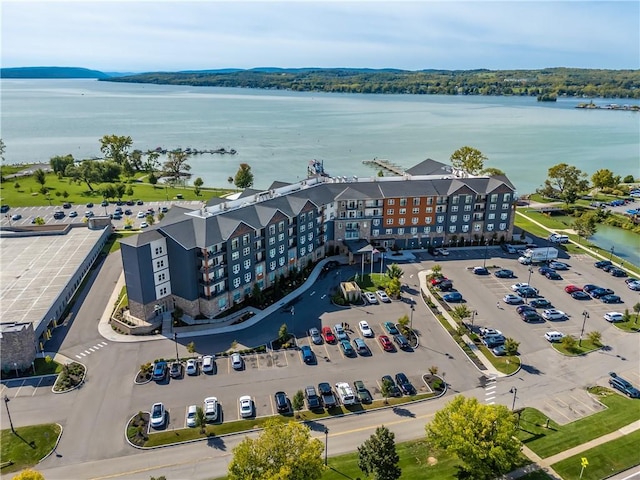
[72,341,109,359]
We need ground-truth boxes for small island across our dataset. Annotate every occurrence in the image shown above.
[576,101,639,111]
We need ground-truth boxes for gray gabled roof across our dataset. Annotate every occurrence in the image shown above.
[405,158,453,176]
[119,229,165,247]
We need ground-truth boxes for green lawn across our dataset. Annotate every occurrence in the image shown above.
[552,429,640,480]
[613,316,640,333]
[0,424,61,474]
[353,272,393,292]
[551,339,601,356]
[0,170,232,208]
[516,389,640,459]
[477,344,521,375]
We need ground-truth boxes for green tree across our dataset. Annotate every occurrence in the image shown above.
[425,396,521,479]
[34,216,45,225]
[164,150,191,182]
[622,174,635,183]
[50,154,75,175]
[292,389,305,416]
[102,184,117,200]
[381,377,394,404]
[591,169,620,190]
[194,177,204,189]
[186,341,196,354]
[430,264,443,278]
[146,214,155,226]
[386,263,404,279]
[14,181,20,190]
[115,183,127,200]
[385,277,402,299]
[0,138,5,162]
[542,163,589,206]
[145,151,161,173]
[587,331,602,347]
[126,185,134,197]
[99,134,133,165]
[65,160,101,191]
[452,305,471,323]
[397,314,409,332]
[377,169,384,177]
[34,168,47,187]
[573,211,597,240]
[228,418,324,480]
[278,323,289,342]
[196,406,206,434]
[504,338,519,356]
[633,302,640,323]
[234,163,254,189]
[450,146,487,175]
[357,425,401,480]
[481,167,505,176]
[561,335,578,352]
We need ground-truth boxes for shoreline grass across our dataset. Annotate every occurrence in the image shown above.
[0,424,61,474]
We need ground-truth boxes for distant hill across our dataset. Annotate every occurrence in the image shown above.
[0,66,111,79]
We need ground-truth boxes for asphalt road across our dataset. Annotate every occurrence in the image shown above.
[1,247,638,480]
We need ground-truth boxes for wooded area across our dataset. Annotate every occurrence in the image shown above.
[103,67,640,98]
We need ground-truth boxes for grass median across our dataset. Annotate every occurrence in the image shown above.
[0,424,61,474]
[516,387,640,459]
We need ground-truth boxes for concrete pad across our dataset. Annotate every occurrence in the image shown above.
[535,387,605,425]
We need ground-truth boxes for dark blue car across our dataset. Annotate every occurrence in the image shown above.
[443,292,463,302]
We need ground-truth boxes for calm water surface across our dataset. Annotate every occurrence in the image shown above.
[2,79,639,196]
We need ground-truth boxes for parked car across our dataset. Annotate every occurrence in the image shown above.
[239,395,253,418]
[186,404,197,427]
[309,327,323,345]
[503,294,524,305]
[340,339,355,356]
[322,326,336,343]
[150,402,166,429]
[274,391,289,413]
[517,286,539,298]
[304,385,322,410]
[548,261,569,270]
[86,202,94,208]
[628,281,640,291]
[68,211,78,217]
[473,266,489,275]
[571,291,591,300]
[436,279,454,291]
[353,380,373,403]
[378,335,394,352]
[608,372,640,398]
[511,282,535,292]
[318,382,337,408]
[494,269,514,278]
[610,268,627,277]
[376,290,391,303]
[169,361,183,379]
[300,345,315,364]
[538,266,555,276]
[529,298,552,309]
[435,247,450,256]
[542,309,567,321]
[202,355,215,374]
[395,372,416,395]
[381,375,402,397]
[430,276,449,285]
[594,260,613,269]
[363,292,378,304]
[545,271,562,280]
[590,288,614,298]
[492,345,507,356]
[383,321,399,335]
[604,312,624,323]
[479,327,502,337]
[152,361,167,381]
[186,359,198,376]
[203,397,219,422]
[393,334,410,350]
[601,294,622,304]
[334,323,348,341]
[583,284,601,294]
[516,305,535,315]
[137,211,146,218]
[482,335,505,347]
[231,352,244,370]
[358,320,374,337]
[353,337,369,355]
[602,264,616,273]
[443,292,463,302]
[544,331,565,343]
[520,310,543,322]
[564,285,583,294]
[140,222,149,228]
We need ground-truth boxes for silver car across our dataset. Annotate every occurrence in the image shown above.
[309,327,323,345]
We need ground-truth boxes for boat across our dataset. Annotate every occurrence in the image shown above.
[308,159,329,177]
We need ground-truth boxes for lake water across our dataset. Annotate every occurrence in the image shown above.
[2,79,639,197]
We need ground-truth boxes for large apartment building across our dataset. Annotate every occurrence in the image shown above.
[120,159,516,322]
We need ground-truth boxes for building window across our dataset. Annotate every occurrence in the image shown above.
[218,298,227,309]
[244,273,251,283]
[269,237,275,245]
[279,257,285,267]
[487,224,495,231]
[451,205,458,212]
[436,205,445,213]
[400,198,407,206]
[243,234,250,246]
[232,251,239,261]
[300,213,306,222]
[465,195,472,204]
[156,260,164,268]
[437,216,444,223]
[278,233,284,241]
[278,221,285,232]
[243,247,250,256]
[308,222,313,230]
[386,228,393,235]
[474,224,482,232]
[388,199,395,205]
[411,217,418,224]
[300,236,306,244]
[449,226,457,233]
[504,194,511,202]
[386,209,394,215]
[501,213,508,220]
[233,264,240,274]
[231,238,239,249]
[489,204,497,210]
[398,228,404,235]
[160,287,167,296]
[450,215,457,223]
[300,224,306,232]
[279,245,285,254]
[426,207,433,213]
[462,225,469,232]
[452,195,459,204]
[386,218,393,225]
[502,203,510,210]
[398,218,405,225]
[373,218,380,226]
[372,229,379,237]
[464,205,471,211]
[269,248,276,258]
[399,208,406,215]
[244,259,251,270]
[233,278,241,289]
[308,232,313,241]
[490,194,498,203]
[425,217,432,224]
[300,247,306,256]
[410,227,417,234]
[413,198,420,206]
[427,197,433,205]
[436,226,444,233]
[423,227,431,233]
[412,207,420,214]
[155,247,163,255]
[269,224,276,235]
[488,213,495,220]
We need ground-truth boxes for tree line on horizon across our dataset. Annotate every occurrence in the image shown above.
[103,67,640,99]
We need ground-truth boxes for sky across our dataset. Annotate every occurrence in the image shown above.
[2,1,639,72]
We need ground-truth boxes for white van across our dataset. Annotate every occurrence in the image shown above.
[548,234,569,244]
[335,382,357,405]
[544,331,565,343]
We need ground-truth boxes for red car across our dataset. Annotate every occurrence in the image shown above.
[378,335,394,352]
[564,285,583,294]
[322,326,336,343]
[430,276,448,286]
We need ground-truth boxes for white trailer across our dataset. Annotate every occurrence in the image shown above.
[518,247,559,264]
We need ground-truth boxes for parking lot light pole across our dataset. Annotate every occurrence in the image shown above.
[410,298,415,330]
[324,427,329,465]
[609,246,615,261]
[509,387,517,411]
[483,241,489,268]
[579,310,589,346]
[174,332,180,361]
[471,310,476,328]
[4,395,15,434]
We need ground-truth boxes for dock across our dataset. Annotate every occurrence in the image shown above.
[362,158,405,176]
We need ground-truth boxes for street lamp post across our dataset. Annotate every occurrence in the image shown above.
[483,241,489,268]
[471,310,477,329]
[579,310,589,346]
[173,332,180,361]
[324,427,329,465]
[609,246,615,261]
[509,387,517,411]
[291,305,295,338]
[4,395,15,434]
[410,298,415,330]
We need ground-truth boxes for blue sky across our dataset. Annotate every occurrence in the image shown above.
[2,1,638,72]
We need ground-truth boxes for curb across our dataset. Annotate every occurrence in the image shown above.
[52,361,87,394]
[38,423,64,463]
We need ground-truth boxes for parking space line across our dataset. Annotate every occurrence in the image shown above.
[543,401,574,423]
[14,380,25,398]
[32,377,44,395]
